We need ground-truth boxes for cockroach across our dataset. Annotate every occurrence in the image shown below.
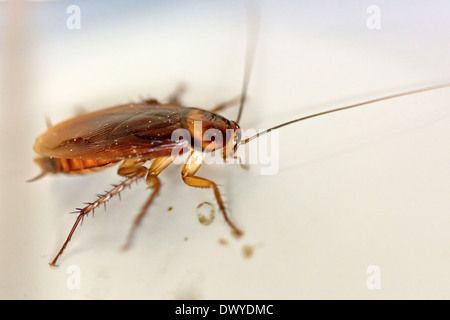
[30,28,450,268]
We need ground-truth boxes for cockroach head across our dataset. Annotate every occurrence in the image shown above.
[182,108,241,158]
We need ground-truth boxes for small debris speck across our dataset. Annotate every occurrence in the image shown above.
[242,245,254,259]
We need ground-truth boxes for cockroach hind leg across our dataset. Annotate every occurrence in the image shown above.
[26,170,48,182]
[120,156,174,252]
[49,170,147,267]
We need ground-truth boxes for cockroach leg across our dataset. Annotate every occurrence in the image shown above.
[143,98,160,104]
[27,157,56,182]
[210,95,243,113]
[117,159,147,177]
[45,115,53,128]
[26,170,48,182]
[49,167,147,268]
[167,83,187,105]
[121,156,175,250]
[233,156,250,171]
[181,150,243,236]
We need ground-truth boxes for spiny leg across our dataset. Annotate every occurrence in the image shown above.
[121,156,174,250]
[49,166,147,267]
[181,150,243,236]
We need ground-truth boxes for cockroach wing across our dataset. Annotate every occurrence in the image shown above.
[33,103,189,160]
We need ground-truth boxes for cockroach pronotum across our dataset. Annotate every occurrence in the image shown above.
[30,19,450,268]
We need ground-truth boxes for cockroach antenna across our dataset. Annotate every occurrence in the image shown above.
[242,83,450,145]
[236,2,259,124]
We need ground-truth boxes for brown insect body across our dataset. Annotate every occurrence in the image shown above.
[33,157,118,175]
[34,101,239,165]
[33,96,242,267]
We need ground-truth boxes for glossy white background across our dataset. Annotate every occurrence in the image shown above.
[1,0,449,299]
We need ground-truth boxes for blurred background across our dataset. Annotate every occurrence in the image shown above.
[1,0,449,299]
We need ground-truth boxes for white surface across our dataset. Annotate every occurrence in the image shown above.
[1,0,449,299]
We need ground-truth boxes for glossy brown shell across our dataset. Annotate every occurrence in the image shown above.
[34,102,189,160]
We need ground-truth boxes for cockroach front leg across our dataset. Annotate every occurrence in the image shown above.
[121,156,174,250]
[181,150,243,236]
[49,164,147,267]
[233,156,250,171]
